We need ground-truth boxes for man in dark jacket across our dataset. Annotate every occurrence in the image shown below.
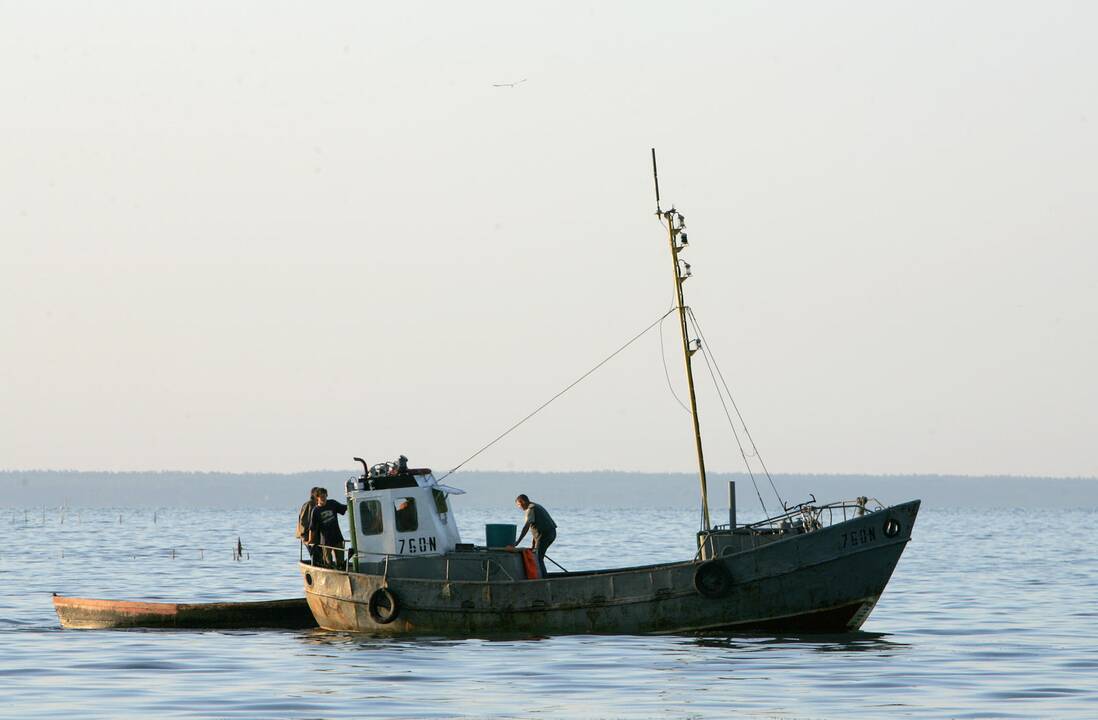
[513,493,557,576]
[296,487,320,565]
[308,487,347,568]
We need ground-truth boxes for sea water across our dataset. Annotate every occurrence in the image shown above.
[1,505,1096,719]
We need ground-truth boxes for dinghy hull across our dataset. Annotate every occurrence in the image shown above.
[53,595,317,630]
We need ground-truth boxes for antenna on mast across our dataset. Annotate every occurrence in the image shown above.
[651,147,662,215]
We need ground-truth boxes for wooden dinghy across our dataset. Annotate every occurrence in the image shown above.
[52,594,317,630]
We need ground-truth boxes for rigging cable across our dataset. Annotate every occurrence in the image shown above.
[691,321,770,518]
[655,215,693,416]
[658,304,693,416]
[437,307,678,483]
[687,307,786,510]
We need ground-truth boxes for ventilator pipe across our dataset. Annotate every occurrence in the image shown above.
[728,480,737,529]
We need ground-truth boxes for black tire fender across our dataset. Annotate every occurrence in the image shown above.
[368,587,400,624]
[693,560,732,599]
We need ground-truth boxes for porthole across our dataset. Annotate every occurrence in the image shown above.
[883,519,901,538]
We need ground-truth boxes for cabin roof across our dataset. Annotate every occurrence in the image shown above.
[366,469,434,491]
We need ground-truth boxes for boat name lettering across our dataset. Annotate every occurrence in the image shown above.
[398,536,438,554]
[841,526,877,549]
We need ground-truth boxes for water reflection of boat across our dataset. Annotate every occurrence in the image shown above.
[691,631,908,653]
[302,153,920,636]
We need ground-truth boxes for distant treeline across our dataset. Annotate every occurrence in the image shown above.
[1,470,1096,510]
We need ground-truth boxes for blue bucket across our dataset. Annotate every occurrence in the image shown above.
[485,523,517,548]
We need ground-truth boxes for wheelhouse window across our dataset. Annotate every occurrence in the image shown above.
[395,497,418,533]
[359,500,384,536]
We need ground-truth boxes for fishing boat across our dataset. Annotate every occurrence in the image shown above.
[301,153,921,635]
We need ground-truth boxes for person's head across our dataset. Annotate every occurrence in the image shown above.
[515,494,530,510]
[315,488,328,505]
[309,486,318,500]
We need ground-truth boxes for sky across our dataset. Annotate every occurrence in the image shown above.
[1,1,1095,477]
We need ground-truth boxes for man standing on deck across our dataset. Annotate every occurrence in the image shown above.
[308,487,347,568]
[512,494,557,576]
[296,487,320,565]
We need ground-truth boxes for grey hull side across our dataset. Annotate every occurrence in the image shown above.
[303,500,920,636]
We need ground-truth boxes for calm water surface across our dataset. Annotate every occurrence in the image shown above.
[1,504,1096,719]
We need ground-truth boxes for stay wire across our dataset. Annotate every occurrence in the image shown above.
[658,304,692,416]
[437,308,679,483]
[692,326,770,518]
[687,307,785,509]
[688,306,783,508]
[656,215,692,416]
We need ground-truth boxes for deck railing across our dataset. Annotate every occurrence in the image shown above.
[709,496,887,534]
[299,541,518,581]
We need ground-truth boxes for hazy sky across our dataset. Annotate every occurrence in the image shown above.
[2,2,1095,476]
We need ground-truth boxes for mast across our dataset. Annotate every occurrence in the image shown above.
[651,149,711,530]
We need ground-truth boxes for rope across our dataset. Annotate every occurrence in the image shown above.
[687,307,785,510]
[437,308,678,483]
[658,305,692,415]
[544,554,569,573]
[693,332,769,518]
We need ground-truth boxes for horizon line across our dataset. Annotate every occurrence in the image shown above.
[2,468,1097,481]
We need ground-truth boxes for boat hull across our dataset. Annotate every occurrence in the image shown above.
[302,499,920,636]
[53,595,317,630]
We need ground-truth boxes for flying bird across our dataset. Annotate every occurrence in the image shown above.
[492,78,527,88]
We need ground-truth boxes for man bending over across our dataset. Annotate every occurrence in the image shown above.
[513,494,557,577]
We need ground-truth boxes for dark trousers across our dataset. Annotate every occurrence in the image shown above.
[319,538,345,568]
[533,529,556,576]
[325,544,346,569]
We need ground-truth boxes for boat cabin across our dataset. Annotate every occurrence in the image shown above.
[331,459,538,582]
[345,466,463,563]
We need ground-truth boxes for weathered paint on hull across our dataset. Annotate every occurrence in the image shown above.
[302,500,919,636]
[53,595,317,630]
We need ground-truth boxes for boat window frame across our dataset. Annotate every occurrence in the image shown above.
[358,499,384,536]
[394,496,419,533]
